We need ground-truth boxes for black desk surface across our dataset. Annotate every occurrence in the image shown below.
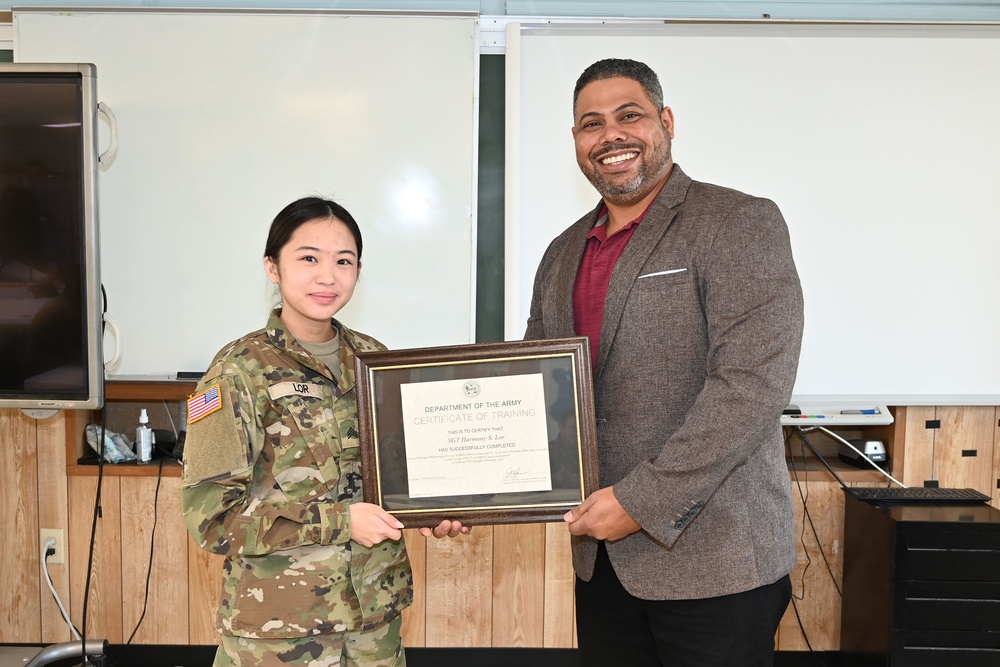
[869,501,1000,524]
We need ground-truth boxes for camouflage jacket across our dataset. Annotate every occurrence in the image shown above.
[181,309,412,638]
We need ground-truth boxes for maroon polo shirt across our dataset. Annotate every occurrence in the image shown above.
[573,201,656,373]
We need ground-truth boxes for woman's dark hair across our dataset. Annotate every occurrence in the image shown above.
[264,196,363,262]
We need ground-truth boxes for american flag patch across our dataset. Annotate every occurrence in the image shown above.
[187,383,222,424]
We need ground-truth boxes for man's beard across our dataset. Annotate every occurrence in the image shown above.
[581,137,671,206]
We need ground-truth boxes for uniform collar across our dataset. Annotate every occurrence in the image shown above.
[266,308,361,395]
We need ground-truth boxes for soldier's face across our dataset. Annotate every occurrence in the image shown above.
[264,216,361,343]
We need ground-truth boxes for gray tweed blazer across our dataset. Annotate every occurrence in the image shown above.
[525,164,804,600]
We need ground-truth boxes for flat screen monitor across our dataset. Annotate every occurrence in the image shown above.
[0,63,103,411]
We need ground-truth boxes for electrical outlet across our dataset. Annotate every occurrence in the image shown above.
[40,528,65,564]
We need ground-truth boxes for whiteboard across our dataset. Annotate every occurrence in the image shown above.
[506,22,1000,406]
[15,8,478,376]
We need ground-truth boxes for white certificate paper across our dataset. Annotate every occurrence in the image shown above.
[399,373,552,498]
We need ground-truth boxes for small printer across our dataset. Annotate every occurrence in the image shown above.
[838,439,889,469]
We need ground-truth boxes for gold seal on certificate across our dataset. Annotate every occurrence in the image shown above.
[355,337,598,527]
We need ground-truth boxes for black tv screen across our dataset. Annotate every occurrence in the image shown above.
[0,63,103,411]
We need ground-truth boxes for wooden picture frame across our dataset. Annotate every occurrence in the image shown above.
[355,337,598,527]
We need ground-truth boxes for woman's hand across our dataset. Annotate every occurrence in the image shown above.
[419,519,471,539]
[349,502,404,547]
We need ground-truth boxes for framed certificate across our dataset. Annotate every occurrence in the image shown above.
[355,337,598,527]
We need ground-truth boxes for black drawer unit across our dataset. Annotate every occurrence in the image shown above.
[841,492,1000,666]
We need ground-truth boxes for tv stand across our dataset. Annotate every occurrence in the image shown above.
[841,492,1000,666]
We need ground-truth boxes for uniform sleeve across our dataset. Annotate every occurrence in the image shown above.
[181,366,353,556]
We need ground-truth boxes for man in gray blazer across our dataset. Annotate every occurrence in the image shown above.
[524,58,804,666]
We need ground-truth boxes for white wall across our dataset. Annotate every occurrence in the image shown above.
[16,9,479,376]
[506,22,1000,405]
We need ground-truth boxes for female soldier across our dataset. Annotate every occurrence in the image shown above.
[181,197,466,666]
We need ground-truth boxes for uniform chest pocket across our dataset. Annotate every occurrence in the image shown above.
[269,394,342,498]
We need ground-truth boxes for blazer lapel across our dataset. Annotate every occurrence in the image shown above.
[595,166,692,388]
[547,206,601,338]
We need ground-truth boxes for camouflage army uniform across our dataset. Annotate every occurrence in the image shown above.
[182,309,411,666]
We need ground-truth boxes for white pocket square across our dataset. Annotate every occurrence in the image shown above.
[638,268,688,279]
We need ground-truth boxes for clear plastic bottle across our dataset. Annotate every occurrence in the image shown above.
[135,408,153,465]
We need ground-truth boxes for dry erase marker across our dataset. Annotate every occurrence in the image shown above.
[841,409,879,415]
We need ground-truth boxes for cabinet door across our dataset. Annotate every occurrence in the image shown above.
[903,406,995,494]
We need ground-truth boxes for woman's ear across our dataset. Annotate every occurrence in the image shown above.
[264,256,280,285]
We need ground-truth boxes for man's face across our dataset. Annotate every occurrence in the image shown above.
[572,77,675,206]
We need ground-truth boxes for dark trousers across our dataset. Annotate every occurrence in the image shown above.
[575,543,792,667]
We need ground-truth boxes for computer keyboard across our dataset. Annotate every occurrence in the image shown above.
[847,486,991,504]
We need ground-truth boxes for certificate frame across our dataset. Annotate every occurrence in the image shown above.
[355,337,598,527]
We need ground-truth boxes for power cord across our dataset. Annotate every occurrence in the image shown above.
[788,595,837,666]
[787,596,814,652]
[784,424,903,663]
[121,455,165,655]
[790,426,847,487]
[790,428,844,597]
[162,399,178,438]
[813,425,905,487]
[80,403,107,663]
[109,456,165,667]
[784,430,816,652]
[784,428,848,664]
[81,284,110,662]
[42,537,81,640]
[785,429,813,592]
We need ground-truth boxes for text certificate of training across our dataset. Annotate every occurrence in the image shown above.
[399,373,552,499]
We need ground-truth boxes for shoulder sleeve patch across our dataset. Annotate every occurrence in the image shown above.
[182,377,252,486]
[187,383,222,424]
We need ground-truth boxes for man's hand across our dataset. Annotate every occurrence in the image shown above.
[564,486,640,541]
[349,502,404,547]
[419,519,472,539]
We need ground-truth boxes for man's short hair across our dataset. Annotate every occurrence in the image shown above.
[573,58,664,114]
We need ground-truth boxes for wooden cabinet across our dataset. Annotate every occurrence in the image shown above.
[896,406,996,493]
[784,409,904,485]
[841,494,1000,666]
[3,399,996,649]
[777,415,895,651]
[64,379,195,477]
[57,380,223,645]
[56,380,578,649]
[777,406,999,652]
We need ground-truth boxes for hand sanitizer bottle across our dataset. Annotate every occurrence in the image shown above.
[136,408,153,465]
